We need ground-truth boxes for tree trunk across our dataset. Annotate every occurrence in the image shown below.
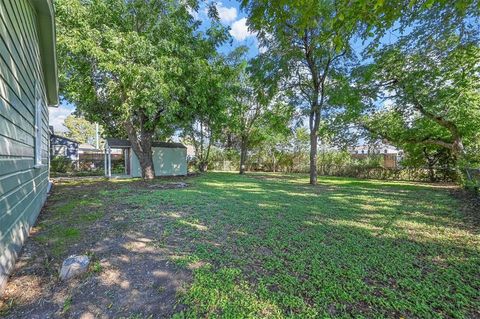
[125,121,155,180]
[272,151,276,173]
[239,138,247,175]
[197,126,213,173]
[309,129,318,185]
[198,161,208,172]
[428,165,435,182]
[136,144,155,179]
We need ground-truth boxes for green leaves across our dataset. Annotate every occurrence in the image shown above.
[63,115,100,145]
[352,33,480,166]
[56,0,207,137]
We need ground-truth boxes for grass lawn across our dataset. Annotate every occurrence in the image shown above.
[1,172,479,318]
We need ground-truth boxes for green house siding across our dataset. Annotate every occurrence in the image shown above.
[0,0,54,293]
[131,147,188,177]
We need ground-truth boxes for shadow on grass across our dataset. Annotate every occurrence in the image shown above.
[1,172,479,318]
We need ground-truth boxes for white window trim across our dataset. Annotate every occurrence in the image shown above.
[34,83,44,168]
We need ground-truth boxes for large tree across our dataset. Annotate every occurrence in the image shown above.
[241,1,353,184]
[177,22,232,172]
[227,51,293,175]
[324,0,480,172]
[56,0,202,179]
[331,0,479,43]
[351,34,480,166]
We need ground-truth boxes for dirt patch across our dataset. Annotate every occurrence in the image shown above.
[450,188,480,228]
[0,177,193,319]
[147,182,189,190]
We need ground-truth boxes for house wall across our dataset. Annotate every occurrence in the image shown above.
[131,147,188,177]
[0,0,50,292]
[50,135,79,161]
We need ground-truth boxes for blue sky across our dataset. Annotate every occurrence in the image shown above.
[49,2,412,132]
[50,0,255,132]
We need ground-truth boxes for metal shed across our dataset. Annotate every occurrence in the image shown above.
[104,138,188,178]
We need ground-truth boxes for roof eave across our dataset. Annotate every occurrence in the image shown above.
[51,134,79,144]
[29,0,58,106]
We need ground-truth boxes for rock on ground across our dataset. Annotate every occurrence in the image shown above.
[59,255,90,280]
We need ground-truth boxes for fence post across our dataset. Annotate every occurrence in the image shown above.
[104,148,108,177]
[108,148,112,178]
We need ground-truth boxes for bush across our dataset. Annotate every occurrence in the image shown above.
[462,168,480,193]
[50,156,74,173]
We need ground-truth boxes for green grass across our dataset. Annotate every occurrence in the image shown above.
[43,173,480,318]
[127,172,479,318]
[33,197,104,257]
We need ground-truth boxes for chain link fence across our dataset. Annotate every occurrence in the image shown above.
[51,151,106,176]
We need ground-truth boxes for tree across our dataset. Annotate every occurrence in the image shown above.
[63,115,100,145]
[352,35,480,165]
[401,145,456,182]
[227,53,293,175]
[178,26,233,172]
[331,0,479,44]
[56,0,203,179]
[232,101,292,175]
[241,1,353,184]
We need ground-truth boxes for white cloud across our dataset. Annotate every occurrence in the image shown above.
[230,18,253,41]
[49,104,75,132]
[216,3,237,23]
[258,42,267,54]
[187,7,199,20]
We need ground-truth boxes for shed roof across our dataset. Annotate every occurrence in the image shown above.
[106,138,186,149]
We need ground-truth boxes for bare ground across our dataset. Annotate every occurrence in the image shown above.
[1,174,479,318]
[0,177,193,319]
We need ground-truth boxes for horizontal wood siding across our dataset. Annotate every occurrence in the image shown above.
[0,0,50,292]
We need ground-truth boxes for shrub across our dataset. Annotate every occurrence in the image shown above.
[462,168,480,193]
[50,156,74,173]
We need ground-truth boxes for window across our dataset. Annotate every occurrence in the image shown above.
[35,84,43,167]
[54,145,67,156]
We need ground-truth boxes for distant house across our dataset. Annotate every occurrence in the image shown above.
[0,0,58,293]
[104,138,188,177]
[350,143,403,168]
[78,143,103,170]
[186,144,196,161]
[50,134,79,161]
[78,143,97,154]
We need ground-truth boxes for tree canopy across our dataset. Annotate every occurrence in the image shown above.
[63,115,101,146]
[56,0,229,178]
[55,0,480,182]
[241,0,354,184]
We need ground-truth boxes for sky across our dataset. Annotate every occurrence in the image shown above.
[49,0,255,132]
[49,1,409,133]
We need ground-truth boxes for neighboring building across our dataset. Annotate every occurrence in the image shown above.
[186,144,196,161]
[50,134,79,161]
[78,143,103,170]
[78,143,97,154]
[104,138,188,177]
[0,0,58,293]
[350,143,404,168]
